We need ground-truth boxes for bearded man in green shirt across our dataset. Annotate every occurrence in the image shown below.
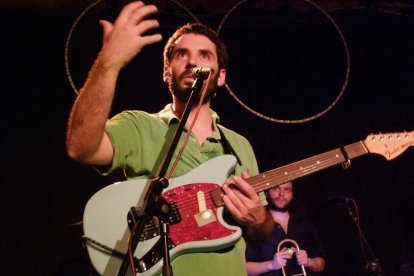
[66,1,273,275]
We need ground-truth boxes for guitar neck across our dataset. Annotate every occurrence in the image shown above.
[211,141,369,207]
[247,141,369,193]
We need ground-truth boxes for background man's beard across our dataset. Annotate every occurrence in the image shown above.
[168,74,218,104]
[268,199,290,213]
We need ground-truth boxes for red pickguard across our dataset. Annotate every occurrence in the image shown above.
[162,183,235,245]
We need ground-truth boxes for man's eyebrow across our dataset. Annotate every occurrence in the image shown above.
[172,46,214,54]
[200,48,215,56]
[171,47,187,54]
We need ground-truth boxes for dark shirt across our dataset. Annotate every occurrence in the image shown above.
[245,213,326,276]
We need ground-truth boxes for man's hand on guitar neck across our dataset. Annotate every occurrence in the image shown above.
[222,171,274,241]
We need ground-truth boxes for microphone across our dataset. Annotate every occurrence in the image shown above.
[192,67,213,79]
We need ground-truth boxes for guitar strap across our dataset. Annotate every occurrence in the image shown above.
[217,125,242,166]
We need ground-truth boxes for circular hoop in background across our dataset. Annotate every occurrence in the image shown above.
[217,0,351,124]
[64,0,103,95]
[64,0,199,95]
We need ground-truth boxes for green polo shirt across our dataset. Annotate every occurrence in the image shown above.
[104,104,259,275]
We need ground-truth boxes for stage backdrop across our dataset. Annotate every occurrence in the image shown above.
[1,1,413,275]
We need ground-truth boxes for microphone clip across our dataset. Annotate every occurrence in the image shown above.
[192,67,213,80]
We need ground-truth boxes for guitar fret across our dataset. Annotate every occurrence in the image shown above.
[344,141,369,159]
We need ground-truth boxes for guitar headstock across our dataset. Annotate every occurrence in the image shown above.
[364,131,414,160]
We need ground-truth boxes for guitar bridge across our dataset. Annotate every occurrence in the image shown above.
[130,201,182,242]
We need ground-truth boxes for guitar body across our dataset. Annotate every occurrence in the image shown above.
[83,155,242,275]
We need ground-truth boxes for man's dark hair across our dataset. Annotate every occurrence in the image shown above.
[163,22,229,70]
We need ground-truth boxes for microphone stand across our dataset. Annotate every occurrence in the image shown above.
[346,199,384,276]
[117,76,206,276]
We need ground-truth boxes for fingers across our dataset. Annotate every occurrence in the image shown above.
[222,179,248,216]
[221,184,243,217]
[279,248,293,258]
[136,19,162,45]
[116,2,159,30]
[273,251,292,269]
[222,181,266,226]
[114,1,160,34]
[232,174,257,198]
[241,170,250,179]
[98,1,162,68]
[222,174,258,211]
[119,3,162,45]
[236,172,259,199]
[222,182,254,225]
[116,1,146,24]
[135,19,159,34]
[278,252,293,259]
[128,3,159,25]
[296,249,308,266]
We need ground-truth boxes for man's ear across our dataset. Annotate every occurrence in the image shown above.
[217,68,226,86]
[163,65,170,82]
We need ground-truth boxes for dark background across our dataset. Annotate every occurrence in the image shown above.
[1,0,413,275]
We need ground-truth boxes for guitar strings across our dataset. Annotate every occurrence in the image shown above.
[247,152,345,191]
[160,143,369,222]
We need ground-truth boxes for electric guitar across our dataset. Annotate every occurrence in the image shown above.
[83,131,413,275]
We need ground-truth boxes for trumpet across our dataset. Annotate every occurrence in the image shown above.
[277,238,307,276]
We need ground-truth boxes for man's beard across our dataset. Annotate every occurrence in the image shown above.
[168,71,218,104]
[268,198,291,213]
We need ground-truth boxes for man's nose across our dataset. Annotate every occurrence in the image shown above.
[186,54,195,66]
[185,62,197,71]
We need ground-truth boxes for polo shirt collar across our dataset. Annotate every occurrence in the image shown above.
[158,104,241,165]
[158,104,221,139]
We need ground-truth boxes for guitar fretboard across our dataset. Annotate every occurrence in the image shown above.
[211,141,369,207]
[248,141,368,192]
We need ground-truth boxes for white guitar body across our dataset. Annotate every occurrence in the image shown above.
[83,155,241,275]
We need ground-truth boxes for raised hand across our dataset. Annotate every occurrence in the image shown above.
[99,1,162,70]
